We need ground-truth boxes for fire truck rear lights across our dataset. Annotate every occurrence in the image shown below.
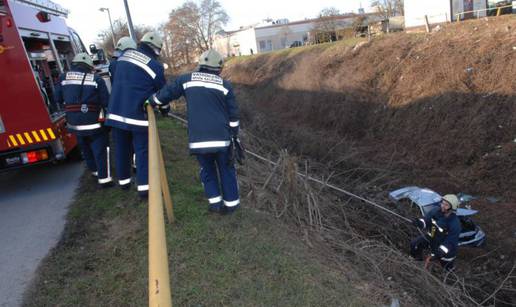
[21,149,48,164]
[6,18,12,27]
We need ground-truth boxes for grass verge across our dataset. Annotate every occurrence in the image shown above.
[24,119,363,306]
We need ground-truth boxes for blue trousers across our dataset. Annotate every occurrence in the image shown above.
[196,149,239,208]
[410,235,455,271]
[76,131,112,184]
[111,128,148,193]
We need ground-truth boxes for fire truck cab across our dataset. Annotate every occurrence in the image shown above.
[0,0,99,170]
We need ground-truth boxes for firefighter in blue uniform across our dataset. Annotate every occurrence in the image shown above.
[105,32,166,197]
[148,49,241,214]
[410,194,462,271]
[54,53,112,187]
[109,36,137,84]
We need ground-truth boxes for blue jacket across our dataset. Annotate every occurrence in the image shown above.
[105,44,166,132]
[418,207,461,260]
[108,58,117,84]
[150,69,240,154]
[108,49,135,84]
[54,65,110,136]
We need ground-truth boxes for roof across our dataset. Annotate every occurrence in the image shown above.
[11,0,68,17]
[255,13,380,30]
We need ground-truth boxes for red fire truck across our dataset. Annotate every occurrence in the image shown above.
[0,0,95,170]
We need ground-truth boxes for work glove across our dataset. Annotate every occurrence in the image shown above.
[228,136,245,166]
[158,104,170,117]
[143,100,151,113]
[412,218,424,229]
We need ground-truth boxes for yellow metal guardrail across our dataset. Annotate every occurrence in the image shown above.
[147,104,174,307]
[456,4,513,21]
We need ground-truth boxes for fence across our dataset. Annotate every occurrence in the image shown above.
[456,4,513,21]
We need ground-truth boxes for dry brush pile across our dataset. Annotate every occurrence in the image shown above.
[237,131,515,306]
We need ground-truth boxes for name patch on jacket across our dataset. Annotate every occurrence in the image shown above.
[62,72,97,87]
[65,72,94,81]
[191,72,223,85]
[119,50,156,79]
[123,50,151,65]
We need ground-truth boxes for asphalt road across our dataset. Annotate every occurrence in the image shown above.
[0,161,83,307]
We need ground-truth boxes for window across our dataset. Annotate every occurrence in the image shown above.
[0,0,6,13]
[259,40,273,52]
[70,31,86,54]
[259,40,266,50]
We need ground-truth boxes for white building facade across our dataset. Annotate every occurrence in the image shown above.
[405,0,488,28]
[214,15,380,56]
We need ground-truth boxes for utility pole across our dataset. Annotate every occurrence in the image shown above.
[123,0,137,40]
[99,7,116,49]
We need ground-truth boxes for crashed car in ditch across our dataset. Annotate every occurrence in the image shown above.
[389,186,486,247]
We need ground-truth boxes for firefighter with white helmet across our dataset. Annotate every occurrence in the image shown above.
[410,194,462,270]
[54,53,112,187]
[105,31,166,198]
[148,49,242,214]
[109,36,137,83]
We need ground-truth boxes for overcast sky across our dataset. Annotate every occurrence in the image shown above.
[56,0,370,46]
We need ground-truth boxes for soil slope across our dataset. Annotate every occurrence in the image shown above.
[224,16,516,305]
[225,16,516,199]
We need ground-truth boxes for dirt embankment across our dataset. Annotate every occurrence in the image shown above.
[223,16,516,305]
[225,16,516,200]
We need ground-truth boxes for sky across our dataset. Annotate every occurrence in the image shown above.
[56,0,370,47]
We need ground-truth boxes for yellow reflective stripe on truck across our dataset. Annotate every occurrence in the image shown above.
[39,129,49,141]
[5,128,57,147]
[9,135,18,147]
[31,131,41,142]
[46,128,56,140]
[24,132,33,144]
[16,134,25,145]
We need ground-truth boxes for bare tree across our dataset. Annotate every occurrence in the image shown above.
[163,0,228,68]
[96,19,151,56]
[165,2,201,67]
[352,15,368,37]
[311,7,341,43]
[199,0,229,49]
[370,0,404,18]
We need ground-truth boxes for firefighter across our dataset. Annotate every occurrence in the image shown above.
[108,36,138,172]
[148,49,241,214]
[54,53,112,187]
[105,32,166,197]
[410,194,462,271]
[109,36,137,83]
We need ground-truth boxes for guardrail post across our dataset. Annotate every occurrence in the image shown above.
[147,105,173,307]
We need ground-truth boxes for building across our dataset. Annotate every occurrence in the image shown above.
[404,0,488,28]
[214,14,381,57]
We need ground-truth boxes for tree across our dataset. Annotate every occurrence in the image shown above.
[198,0,229,49]
[96,19,151,56]
[352,15,368,37]
[370,0,404,18]
[163,0,229,68]
[312,7,341,43]
[165,2,201,67]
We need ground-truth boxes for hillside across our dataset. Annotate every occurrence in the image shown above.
[223,15,516,306]
[225,16,515,198]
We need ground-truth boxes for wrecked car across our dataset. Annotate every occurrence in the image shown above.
[389,186,486,247]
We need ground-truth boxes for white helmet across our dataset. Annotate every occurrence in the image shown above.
[141,31,163,52]
[199,49,224,70]
[72,52,94,69]
[442,194,460,211]
[116,36,137,51]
